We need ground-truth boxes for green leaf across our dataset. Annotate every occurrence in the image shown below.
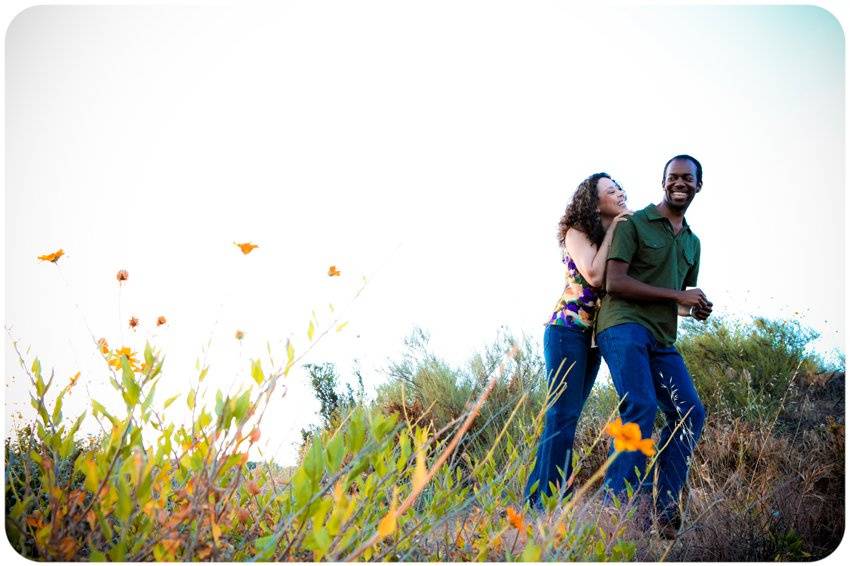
[326,434,345,473]
[116,474,132,522]
[234,390,251,422]
[335,321,348,332]
[187,390,196,411]
[120,357,140,407]
[254,534,276,559]
[10,496,32,521]
[92,399,118,426]
[291,467,313,510]
[521,542,542,562]
[163,394,180,409]
[251,359,265,386]
[307,320,315,341]
[141,381,158,414]
[215,390,224,417]
[303,440,324,483]
[198,410,212,430]
[60,412,86,459]
[89,550,106,562]
[198,366,209,382]
[51,396,63,425]
[284,339,295,375]
[144,342,154,370]
[108,538,127,562]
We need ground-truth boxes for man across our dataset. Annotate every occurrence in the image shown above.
[595,154,712,539]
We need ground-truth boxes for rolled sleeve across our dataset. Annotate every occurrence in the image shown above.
[607,217,638,263]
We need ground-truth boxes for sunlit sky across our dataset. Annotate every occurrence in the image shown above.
[3,1,846,467]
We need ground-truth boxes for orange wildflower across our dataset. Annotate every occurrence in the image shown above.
[156,315,167,326]
[246,480,261,496]
[328,265,341,277]
[235,329,245,340]
[505,506,525,530]
[68,372,80,388]
[116,269,128,282]
[248,427,261,444]
[605,418,656,457]
[237,508,251,523]
[37,249,64,263]
[129,316,139,330]
[234,242,258,255]
[97,338,109,355]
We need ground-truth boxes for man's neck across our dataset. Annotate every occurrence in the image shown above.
[655,201,687,232]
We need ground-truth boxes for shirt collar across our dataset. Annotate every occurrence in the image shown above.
[645,203,691,232]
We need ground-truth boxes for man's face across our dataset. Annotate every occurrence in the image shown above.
[663,158,701,212]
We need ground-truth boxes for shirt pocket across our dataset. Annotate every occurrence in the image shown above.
[677,243,696,282]
[639,239,667,265]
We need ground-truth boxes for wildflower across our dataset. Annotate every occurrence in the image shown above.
[246,480,261,496]
[116,269,128,282]
[328,265,341,277]
[377,486,399,538]
[248,427,261,444]
[237,508,251,523]
[129,316,139,330]
[156,315,167,326]
[97,338,109,355]
[505,506,525,531]
[109,347,140,372]
[235,329,245,340]
[234,242,258,255]
[605,418,656,456]
[69,372,80,388]
[37,249,64,263]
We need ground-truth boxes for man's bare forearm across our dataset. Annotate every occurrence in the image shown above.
[606,271,680,303]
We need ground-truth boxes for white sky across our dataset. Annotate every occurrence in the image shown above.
[3,1,847,468]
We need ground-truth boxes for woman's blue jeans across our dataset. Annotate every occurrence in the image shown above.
[524,323,600,508]
[597,323,706,513]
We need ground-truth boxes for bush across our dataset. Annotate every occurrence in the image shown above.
[376,328,547,472]
[677,317,826,421]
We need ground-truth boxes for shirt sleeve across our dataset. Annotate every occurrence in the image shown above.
[683,238,700,287]
[607,216,638,263]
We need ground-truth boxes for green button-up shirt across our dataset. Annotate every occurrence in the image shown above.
[596,203,700,346]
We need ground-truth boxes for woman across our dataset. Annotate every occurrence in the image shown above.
[524,172,631,509]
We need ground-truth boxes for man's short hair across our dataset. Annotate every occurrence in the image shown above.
[662,154,702,186]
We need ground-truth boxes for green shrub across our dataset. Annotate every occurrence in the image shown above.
[677,317,825,421]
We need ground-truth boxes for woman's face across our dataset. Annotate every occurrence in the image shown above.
[596,177,627,217]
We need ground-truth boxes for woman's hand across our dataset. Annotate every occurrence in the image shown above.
[607,210,633,232]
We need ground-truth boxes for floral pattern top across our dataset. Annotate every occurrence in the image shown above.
[546,253,601,330]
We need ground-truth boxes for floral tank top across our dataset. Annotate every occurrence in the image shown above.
[546,253,601,330]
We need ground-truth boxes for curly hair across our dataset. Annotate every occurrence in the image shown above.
[556,172,617,249]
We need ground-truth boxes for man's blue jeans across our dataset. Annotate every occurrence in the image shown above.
[524,323,601,508]
[597,323,705,512]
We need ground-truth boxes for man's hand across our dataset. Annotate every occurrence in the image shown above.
[677,288,711,311]
[690,303,713,321]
